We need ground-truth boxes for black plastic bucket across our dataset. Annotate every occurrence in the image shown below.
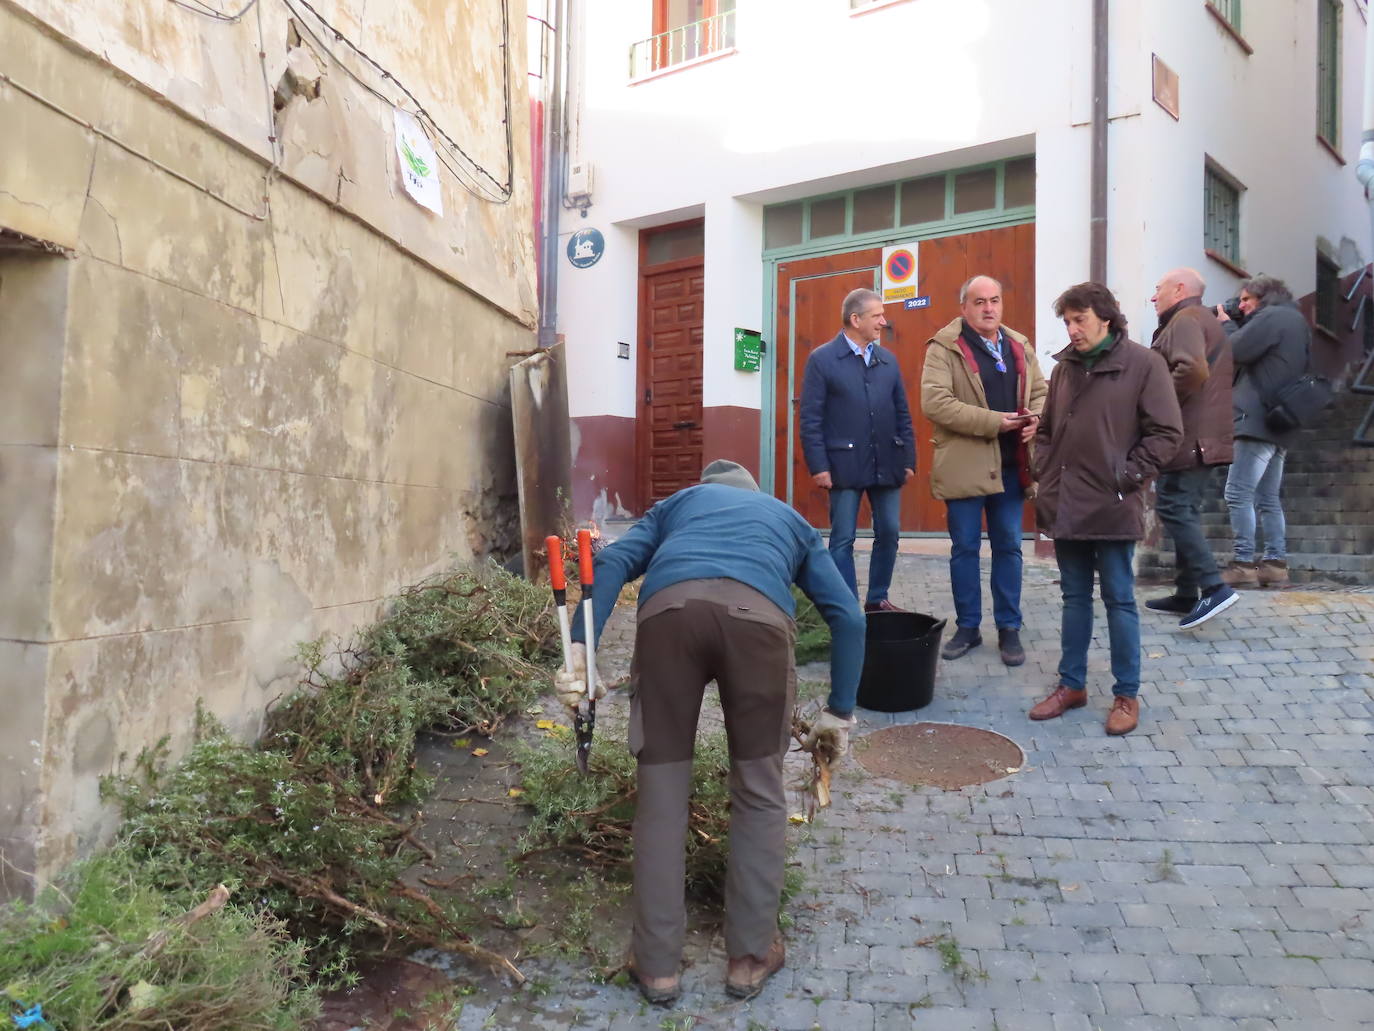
[856,611,947,713]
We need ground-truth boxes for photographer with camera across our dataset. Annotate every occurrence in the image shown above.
[1215,274,1311,589]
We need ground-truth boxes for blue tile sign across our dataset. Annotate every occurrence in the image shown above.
[904,296,931,310]
[566,228,605,269]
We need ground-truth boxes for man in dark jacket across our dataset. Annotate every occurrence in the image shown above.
[561,460,864,1005]
[1216,275,1309,589]
[1146,267,1239,628]
[799,288,916,610]
[1030,283,1182,736]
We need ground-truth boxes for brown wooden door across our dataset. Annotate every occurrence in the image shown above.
[640,260,705,505]
[774,222,1036,532]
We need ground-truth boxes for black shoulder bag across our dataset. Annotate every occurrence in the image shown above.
[1263,331,1333,433]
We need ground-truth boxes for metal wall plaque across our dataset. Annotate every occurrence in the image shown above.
[1152,54,1180,121]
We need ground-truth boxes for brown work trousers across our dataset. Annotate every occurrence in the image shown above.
[627,578,796,978]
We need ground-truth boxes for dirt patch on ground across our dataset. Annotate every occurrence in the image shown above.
[855,722,1025,790]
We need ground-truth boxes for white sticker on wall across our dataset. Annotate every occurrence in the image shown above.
[394,109,443,215]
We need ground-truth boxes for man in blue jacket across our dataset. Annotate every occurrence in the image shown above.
[559,460,864,1006]
[799,288,916,610]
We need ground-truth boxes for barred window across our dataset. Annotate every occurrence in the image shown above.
[1209,0,1240,31]
[1203,163,1242,266]
[1317,0,1341,146]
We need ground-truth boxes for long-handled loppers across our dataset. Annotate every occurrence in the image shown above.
[545,532,575,679]
[572,529,598,774]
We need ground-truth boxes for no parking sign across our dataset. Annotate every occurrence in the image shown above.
[881,243,919,303]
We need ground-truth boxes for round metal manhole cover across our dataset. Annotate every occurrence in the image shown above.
[855,722,1025,790]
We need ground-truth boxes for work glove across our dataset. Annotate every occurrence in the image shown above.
[803,708,858,761]
[554,642,606,711]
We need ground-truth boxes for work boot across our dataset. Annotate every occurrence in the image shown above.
[725,938,785,1000]
[941,626,982,660]
[1221,560,1259,588]
[1257,559,1290,587]
[1105,695,1140,735]
[1178,584,1240,630]
[1145,592,1197,614]
[1028,684,1087,721]
[997,628,1025,666]
[625,952,681,1007]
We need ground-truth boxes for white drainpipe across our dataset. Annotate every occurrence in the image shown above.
[1357,6,1374,257]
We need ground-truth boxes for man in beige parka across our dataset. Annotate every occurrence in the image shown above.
[921,275,1047,667]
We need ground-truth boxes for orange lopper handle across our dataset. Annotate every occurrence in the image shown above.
[546,536,565,591]
[577,529,594,588]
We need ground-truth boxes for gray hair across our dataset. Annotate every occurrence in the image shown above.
[841,288,882,328]
[1241,274,1294,308]
[959,275,1003,304]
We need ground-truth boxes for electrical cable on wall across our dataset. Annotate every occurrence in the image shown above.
[282,0,513,203]
[166,0,260,22]
[166,0,514,203]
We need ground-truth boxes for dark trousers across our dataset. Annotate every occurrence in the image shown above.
[1155,466,1222,595]
[945,466,1025,629]
[627,579,795,977]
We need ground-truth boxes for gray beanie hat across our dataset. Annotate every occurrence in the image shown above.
[700,459,759,491]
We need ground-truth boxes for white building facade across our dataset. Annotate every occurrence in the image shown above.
[555,0,1369,532]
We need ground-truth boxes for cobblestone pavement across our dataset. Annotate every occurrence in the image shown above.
[456,551,1374,1031]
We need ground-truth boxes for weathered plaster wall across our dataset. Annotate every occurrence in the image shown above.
[4,0,536,323]
[0,250,67,895]
[0,0,536,888]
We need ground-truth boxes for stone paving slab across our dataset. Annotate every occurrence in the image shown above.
[451,552,1373,1030]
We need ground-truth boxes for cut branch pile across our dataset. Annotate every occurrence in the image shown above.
[105,562,561,989]
[514,728,735,903]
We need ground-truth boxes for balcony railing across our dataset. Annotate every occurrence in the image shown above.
[629,10,736,79]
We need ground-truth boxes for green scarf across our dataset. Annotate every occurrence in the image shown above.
[1079,329,1117,371]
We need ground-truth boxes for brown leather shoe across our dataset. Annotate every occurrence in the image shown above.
[1105,695,1140,736]
[725,938,785,1000]
[864,598,905,613]
[1221,560,1259,588]
[1257,559,1289,587]
[626,952,681,1006]
[1028,684,1087,721]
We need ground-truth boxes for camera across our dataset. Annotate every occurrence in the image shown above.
[1219,296,1246,325]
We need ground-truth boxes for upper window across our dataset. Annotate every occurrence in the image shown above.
[1205,0,1252,54]
[631,0,737,78]
[1209,0,1241,32]
[1203,162,1243,269]
[1318,0,1342,147]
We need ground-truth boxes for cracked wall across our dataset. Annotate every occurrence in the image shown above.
[0,0,535,893]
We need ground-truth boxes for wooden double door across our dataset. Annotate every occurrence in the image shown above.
[773,222,1036,533]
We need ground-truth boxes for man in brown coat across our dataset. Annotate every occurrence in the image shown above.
[1030,283,1183,735]
[1146,268,1239,629]
[921,275,1047,666]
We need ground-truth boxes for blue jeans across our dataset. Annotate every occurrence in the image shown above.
[1054,539,1140,698]
[828,486,901,604]
[1224,438,1287,561]
[945,466,1024,629]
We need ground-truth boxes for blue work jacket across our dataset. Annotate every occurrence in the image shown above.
[799,333,916,489]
